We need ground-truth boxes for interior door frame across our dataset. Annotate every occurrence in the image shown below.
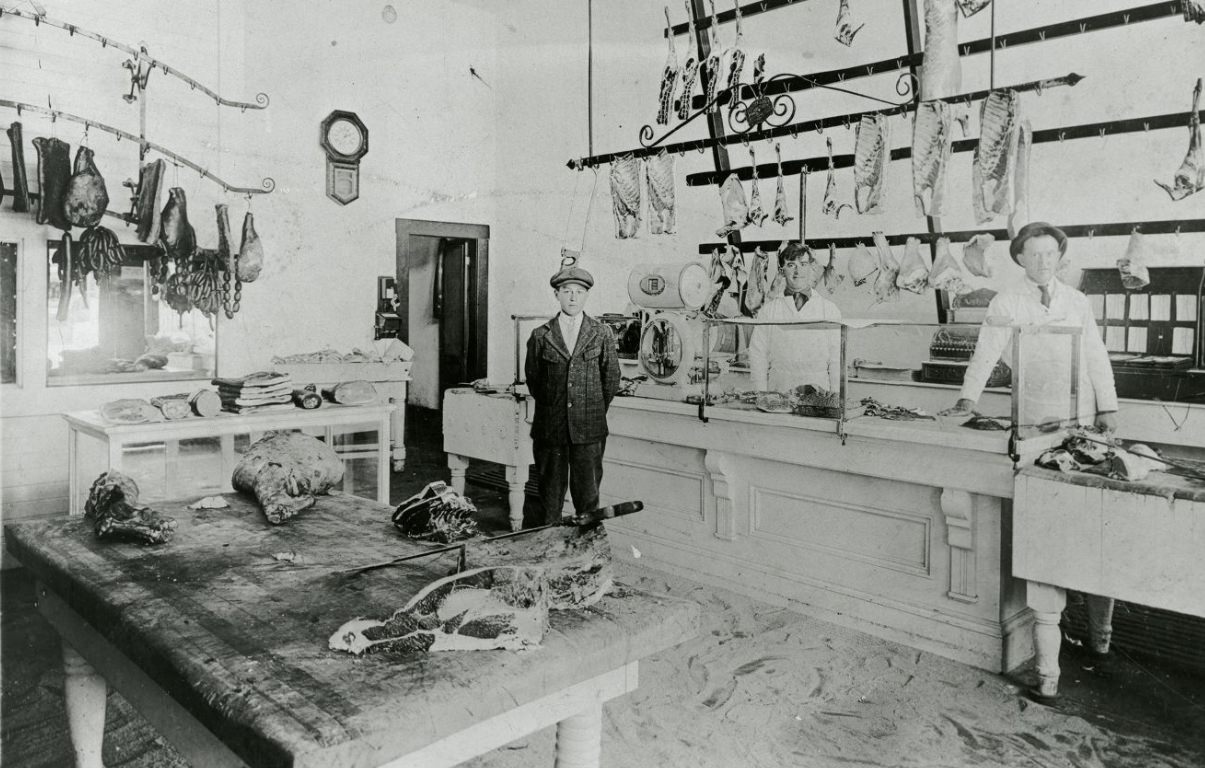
[394,219,490,385]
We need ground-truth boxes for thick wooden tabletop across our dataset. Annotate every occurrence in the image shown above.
[4,493,699,768]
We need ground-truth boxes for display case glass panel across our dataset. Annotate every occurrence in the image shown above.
[47,242,216,386]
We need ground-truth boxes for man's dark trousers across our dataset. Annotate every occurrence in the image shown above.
[534,439,606,524]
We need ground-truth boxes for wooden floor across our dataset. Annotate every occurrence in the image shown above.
[3,407,1204,767]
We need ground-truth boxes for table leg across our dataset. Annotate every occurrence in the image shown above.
[378,412,392,505]
[389,394,407,472]
[1026,581,1067,699]
[505,463,529,532]
[448,454,470,496]
[62,641,106,768]
[68,427,80,517]
[554,701,602,768]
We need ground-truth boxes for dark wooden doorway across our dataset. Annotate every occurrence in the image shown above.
[395,220,489,409]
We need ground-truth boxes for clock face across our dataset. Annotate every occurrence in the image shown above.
[327,119,364,156]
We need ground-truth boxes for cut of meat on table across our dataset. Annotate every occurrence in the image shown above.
[962,233,995,278]
[466,523,614,610]
[610,154,642,239]
[715,173,750,237]
[973,90,1024,224]
[656,7,679,126]
[1155,77,1204,201]
[896,236,930,294]
[328,566,549,655]
[854,113,891,214]
[912,100,953,217]
[133,159,166,243]
[646,151,676,235]
[232,431,344,524]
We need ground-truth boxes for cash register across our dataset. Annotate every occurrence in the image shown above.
[921,289,1011,388]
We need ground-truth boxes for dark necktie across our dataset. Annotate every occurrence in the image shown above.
[1039,284,1052,308]
[787,291,809,311]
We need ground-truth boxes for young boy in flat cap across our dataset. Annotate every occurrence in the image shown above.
[524,263,621,525]
[940,221,1119,702]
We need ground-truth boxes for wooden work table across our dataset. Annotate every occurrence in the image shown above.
[4,493,699,768]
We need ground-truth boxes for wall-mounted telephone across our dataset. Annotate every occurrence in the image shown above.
[375,276,401,339]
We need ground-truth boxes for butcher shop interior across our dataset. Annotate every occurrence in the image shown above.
[2,1,1205,766]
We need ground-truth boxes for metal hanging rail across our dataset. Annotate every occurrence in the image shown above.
[685,108,1205,186]
[0,5,270,110]
[0,100,276,195]
[568,72,1081,169]
[695,217,1205,254]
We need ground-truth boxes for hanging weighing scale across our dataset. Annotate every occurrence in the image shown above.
[626,262,715,399]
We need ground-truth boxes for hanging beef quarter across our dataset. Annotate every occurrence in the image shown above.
[32,136,72,230]
[6,122,31,213]
[1155,77,1204,201]
[64,146,110,228]
[237,211,263,282]
[159,188,197,262]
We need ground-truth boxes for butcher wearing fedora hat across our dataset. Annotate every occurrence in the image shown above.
[524,263,621,525]
[939,221,1120,702]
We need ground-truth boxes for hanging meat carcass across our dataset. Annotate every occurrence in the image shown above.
[1155,78,1204,201]
[747,147,769,227]
[656,8,680,126]
[772,143,793,226]
[912,100,953,217]
[159,188,197,264]
[962,233,995,277]
[921,0,961,101]
[699,0,725,110]
[232,431,345,524]
[6,122,31,213]
[716,173,750,237]
[238,211,264,282]
[610,154,642,239]
[955,0,991,17]
[329,566,549,655]
[854,114,891,214]
[834,0,866,46]
[646,151,676,235]
[848,242,879,287]
[32,137,72,230]
[723,0,747,109]
[896,236,930,294]
[63,146,109,228]
[928,236,971,294]
[746,247,769,313]
[822,137,851,218]
[819,242,844,293]
[1117,230,1152,290]
[675,1,701,121]
[1183,0,1205,23]
[973,90,1018,223]
[1009,119,1032,237]
[872,231,900,303]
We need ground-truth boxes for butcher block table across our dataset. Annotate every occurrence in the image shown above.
[443,388,535,532]
[4,493,699,768]
[1013,463,1205,696]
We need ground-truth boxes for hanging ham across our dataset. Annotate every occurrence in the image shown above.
[63,146,110,229]
[928,236,971,294]
[32,136,72,230]
[872,231,900,303]
[962,233,995,278]
[646,151,676,235]
[820,242,844,293]
[896,236,930,294]
[746,147,768,227]
[854,113,891,214]
[610,154,642,239]
[1117,230,1151,290]
[238,212,264,282]
[656,8,680,126]
[133,159,166,243]
[6,122,31,213]
[159,188,197,263]
[715,173,750,237]
[1155,78,1204,201]
[911,100,953,217]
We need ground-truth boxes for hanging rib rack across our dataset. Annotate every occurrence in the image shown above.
[0,99,276,195]
[0,5,270,110]
[695,217,1205,254]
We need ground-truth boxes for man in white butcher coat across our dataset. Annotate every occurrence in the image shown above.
[940,221,1120,702]
[748,243,843,392]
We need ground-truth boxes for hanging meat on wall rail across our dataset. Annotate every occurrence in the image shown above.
[1155,77,1204,201]
[646,151,677,234]
[912,100,953,217]
[610,154,643,239]
[63,145,109,228]
[656,7,679,126]
[854,113,891,214]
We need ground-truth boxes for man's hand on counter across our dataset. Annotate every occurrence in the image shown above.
[1095,410,1118,433]
[938,398,977,417]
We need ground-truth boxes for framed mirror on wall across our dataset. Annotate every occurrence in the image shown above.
[46,242,216,386]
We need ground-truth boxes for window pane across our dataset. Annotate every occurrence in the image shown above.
[1129,293,1148,321]
[1150,295,1172,321]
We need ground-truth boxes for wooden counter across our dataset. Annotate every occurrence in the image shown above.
[4,493,698,768]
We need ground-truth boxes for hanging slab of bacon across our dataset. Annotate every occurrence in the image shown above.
[912,100,953,217]
[646,151,676,235]
[1155,77,1204,201]
[133,159,166,243]
[32,136,72,230]
[63,146,109,228]
[656,7,680,126]
[854,114,891,214]
[896,236,930,294]
[610,154,642,239]
[6,122,31,213]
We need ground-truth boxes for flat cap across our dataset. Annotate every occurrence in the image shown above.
[550,265,595,289]
[1009,222,1068,263]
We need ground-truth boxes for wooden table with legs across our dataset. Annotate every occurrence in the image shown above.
[443,388,535,532]
[4,493,697,768]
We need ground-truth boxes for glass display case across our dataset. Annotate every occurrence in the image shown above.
[47,242,216,386]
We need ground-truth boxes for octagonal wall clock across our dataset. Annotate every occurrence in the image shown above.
[320,110,369,205]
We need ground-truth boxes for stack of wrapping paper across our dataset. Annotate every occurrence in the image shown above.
[213,371,295,414]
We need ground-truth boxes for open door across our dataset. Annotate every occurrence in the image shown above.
[396,220,489,410]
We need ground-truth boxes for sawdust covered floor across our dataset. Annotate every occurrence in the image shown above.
[4,409,1204,767]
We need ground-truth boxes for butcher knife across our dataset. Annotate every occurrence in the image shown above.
[337,500,643,576]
